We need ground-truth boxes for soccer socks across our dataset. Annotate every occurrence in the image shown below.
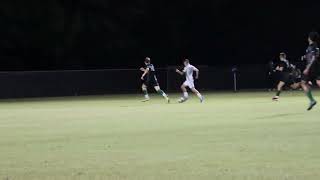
[178,92,188,103]
[196,93,204,103]
[196,93,202,99]
[157,89,168,98]
[157,89,170,103]
[157,89,165,97]
[272,91,281,101]
[142,89,149,99]
[183,92,189,99]
[306,90,316,103]
[179,92,203,103]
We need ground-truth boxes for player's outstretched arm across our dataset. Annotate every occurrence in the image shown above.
[176,69,184,76]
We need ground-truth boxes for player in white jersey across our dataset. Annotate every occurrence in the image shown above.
[176,59,204,103]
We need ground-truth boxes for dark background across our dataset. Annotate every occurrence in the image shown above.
[1,0,319,71]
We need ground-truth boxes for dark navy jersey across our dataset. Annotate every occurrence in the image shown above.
[146,64,156,72]
[278,59,290,73]
[145,64,156,78]
[305,43,320,66]
[290,65,301,79]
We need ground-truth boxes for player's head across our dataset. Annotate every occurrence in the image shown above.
[308,31,319,44]
[183,59,190,66]
[144,57,151,65]
[279,52,286,61]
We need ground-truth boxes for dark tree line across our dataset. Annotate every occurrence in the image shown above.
[0,0,319,70]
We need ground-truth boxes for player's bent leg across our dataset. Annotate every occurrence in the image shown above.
[178,84,189,103]
[290,82,301,90]
[154,86,170,103]
[273,81,285,101]
[316,80,320,88]
[301,81,309,92]
[301,80,317,111]
[191,88,204,103]
[141,84,150,102]
[181,84,188,92]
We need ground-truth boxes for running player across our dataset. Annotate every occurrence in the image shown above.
[301,32,320,110]
[140,57,170,103]
[176,59,204,103]
[272,53,301,101]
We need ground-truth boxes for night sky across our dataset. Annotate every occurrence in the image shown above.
[1,0,320,71]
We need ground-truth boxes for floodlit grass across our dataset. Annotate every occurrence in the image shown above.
[0,91,320,180]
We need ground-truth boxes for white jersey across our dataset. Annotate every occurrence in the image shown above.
[183,64,198,82]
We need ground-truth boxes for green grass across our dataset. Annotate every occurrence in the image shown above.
[0,91,320,180]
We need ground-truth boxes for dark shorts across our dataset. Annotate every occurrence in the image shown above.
[142,75,159,87]
[301,64,320,82]
[287,75,301,86]
[278,72,291,84]
[278,72,301,87]
[302,73,320,82]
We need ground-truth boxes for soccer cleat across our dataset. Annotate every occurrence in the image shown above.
[272,96,279,101]
[307,101,317,111]
[178,97,188,103]
[200,96,204,103]
[141,98,150,102]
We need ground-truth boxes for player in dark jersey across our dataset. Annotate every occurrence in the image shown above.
[301,32,320,110]
[140,57,170,103]
[272,53,301,101]
[290,64,302,86]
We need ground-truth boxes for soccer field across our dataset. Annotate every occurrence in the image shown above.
[0,91,320,180]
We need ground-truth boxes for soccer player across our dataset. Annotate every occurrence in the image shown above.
[140,57,170,103]
[176,59,204,103]
[301,32,320,110]
[272,53,301,101]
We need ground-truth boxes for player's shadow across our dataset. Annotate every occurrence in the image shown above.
[255,113,304,120]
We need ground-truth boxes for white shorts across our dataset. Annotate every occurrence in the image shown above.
[183,80,195,89]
